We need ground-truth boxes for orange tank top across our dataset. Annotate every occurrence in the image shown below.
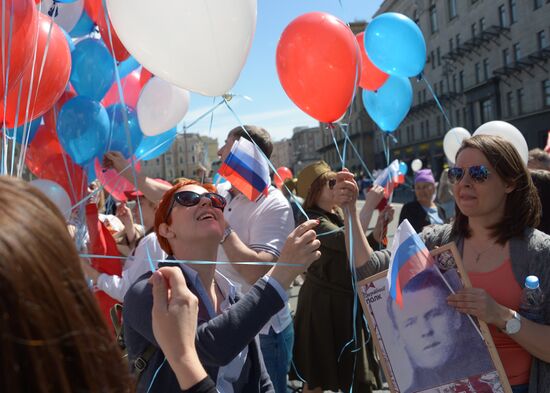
[469,260,531,385]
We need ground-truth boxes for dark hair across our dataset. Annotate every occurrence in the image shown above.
[452,135,541,244]
[229,125,273,159]
[154,179,217,255]
[386,268,451,330]
[303,171,335,210]
[530,169,550,235]
[0,177,131,392]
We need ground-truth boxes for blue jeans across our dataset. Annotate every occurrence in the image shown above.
[259,324,294,393]
[511,384,528,393]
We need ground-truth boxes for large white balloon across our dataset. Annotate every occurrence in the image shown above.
[443,127,470,164]
[40,0,84,33]
[29,179,72,220]
[473,121,529,164]
[137,77,190,136]
[106,0,257,97]
[411,159,423,172]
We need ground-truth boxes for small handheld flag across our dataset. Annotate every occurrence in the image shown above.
[386,219,434,308]
[218,137,270,201]
[374,159,402,199]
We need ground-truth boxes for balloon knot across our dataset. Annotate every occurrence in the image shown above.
[222,93,233,102]
[416,73,423,82]
[48,2,59,18]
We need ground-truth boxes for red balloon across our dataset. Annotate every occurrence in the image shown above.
[139,67,153,88]
[85,0,130,61]
[1,14,71,128]
[43,88,77,128]
[25,124,63,175]
[0,0,38,98]
[42,154,88,205]
[102,70,142,108]
[276,12,360,123]
[355,32,389,91]
[95,158,141,202]
[274,166,293,189]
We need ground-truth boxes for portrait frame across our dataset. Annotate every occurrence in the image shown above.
[358,242,512,393]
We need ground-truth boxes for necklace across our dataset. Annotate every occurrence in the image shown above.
[469,241,499,263]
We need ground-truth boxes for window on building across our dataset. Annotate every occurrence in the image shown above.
[459,71,464,91]
[455,33,461,47]
[448,0,457,19]
[535,0,543,9]
[181,170,184,176]
[436,116,441,136]
[502,48,510,66]
[179,157,183,164]
[420,121,425,140]
[538,30,548,50]
[513,43,521,61]
[439,80,444,94]
[430,1,439,33]
[452,74,457,92]
[449,38,454,52]
[437,47,441,66]
[431,51,435,69]
[498,5,507,27]
[411,124,416,141]
[417,90,422,104]
[479,17,486,32]
[509,0,517,24]
[471,23,477,38]
[463,107,468,127]
[506,91,514,117]
[192,156,195,163]
[156,158,160,165]
[517,88,524,114]
[475,62,481,84]
[483,58,490,80]
[426,119,430,138]
[480,100,493,122]
[543,80,550,106]
[166,157,172,165]
[455,108,461,125]
[413,9,419,24]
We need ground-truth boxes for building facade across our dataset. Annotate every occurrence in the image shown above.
[271,138,293,170]
[141,132,218,181]
[316,21,379,176]
[291,126,323,174]
[373,0,550,177]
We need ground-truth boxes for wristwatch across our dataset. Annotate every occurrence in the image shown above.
[504,311,521,335]
[220,226,233,244]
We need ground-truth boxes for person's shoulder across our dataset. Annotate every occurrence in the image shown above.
[523,227,550,256]
[124,271,154,313]
[420,224,454,248]
[259,187,291,210]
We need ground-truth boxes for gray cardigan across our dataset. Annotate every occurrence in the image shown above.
[124,264,282,393]
[357,224,550,392]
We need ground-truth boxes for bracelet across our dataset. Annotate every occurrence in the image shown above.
[220,226,233,244]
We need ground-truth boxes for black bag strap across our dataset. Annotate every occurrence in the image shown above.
[110,303,125,350]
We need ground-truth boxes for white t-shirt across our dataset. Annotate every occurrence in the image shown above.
[216,182,295,335]
[97,232,167,302]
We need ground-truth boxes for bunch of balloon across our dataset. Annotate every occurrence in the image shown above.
[276,12,360,123]
[360,12,426,133]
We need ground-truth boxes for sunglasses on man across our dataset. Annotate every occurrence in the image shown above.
[447,165,490,184]
[165,191,227,220]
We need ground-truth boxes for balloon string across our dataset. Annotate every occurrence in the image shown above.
[339,124,375,181]
[329,124,345,170]
[223,98,310,221]
[421,75,452,129]
[1,0,14,175]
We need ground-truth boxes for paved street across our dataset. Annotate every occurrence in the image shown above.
[287,202,403,392]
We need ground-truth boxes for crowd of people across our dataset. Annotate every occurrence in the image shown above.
[1,124,550,393]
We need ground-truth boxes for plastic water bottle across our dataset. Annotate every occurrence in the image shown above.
[518,275,545,323]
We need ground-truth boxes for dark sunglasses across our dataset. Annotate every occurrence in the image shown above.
[165,191,226,220]
[328,179,336,189]
[447,165,490,184]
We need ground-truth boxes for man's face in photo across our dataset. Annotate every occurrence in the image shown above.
[393,285,462,370]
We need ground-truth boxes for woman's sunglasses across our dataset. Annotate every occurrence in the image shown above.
[328,179,336,189]
[165,191,226,220]
[447,165,490,184]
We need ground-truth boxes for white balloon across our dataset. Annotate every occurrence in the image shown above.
[29,179,72,220]
[443,127,470,164]
[106,0,257,97]
[473,121,529,164]
[40,0,84,33]
[137,77,190,136]
[411,159,423,172]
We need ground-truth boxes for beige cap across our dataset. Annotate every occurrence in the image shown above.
[296,161,331,199]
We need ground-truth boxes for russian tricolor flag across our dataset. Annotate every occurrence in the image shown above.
[386,219,434,308]
[218,137,270,201]
[374,159,402,198]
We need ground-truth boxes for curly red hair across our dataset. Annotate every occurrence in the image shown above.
[154,179,217,255]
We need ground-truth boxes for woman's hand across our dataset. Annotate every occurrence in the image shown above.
[334,170,359,212]
[372,205,395,243]
[364,185,385,211]
[150,267,208,390]
[103,151,127,174]
[80,260,100,285]
[447,287,511,328]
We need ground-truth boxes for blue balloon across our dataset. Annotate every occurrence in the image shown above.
[70,39,115,101]
[118,56,140,79]
[70,9,94,38]
[5,117,41,144]
[365,12,426,77]
[86,163,97,182]
[363,75,412,132]
[399,161,408,175]
[57,96,110,165]
[106,104,144,159]
[135,128,177,161]
[61,27,75,52]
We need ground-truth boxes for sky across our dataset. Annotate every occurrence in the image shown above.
[182,0,384,145]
